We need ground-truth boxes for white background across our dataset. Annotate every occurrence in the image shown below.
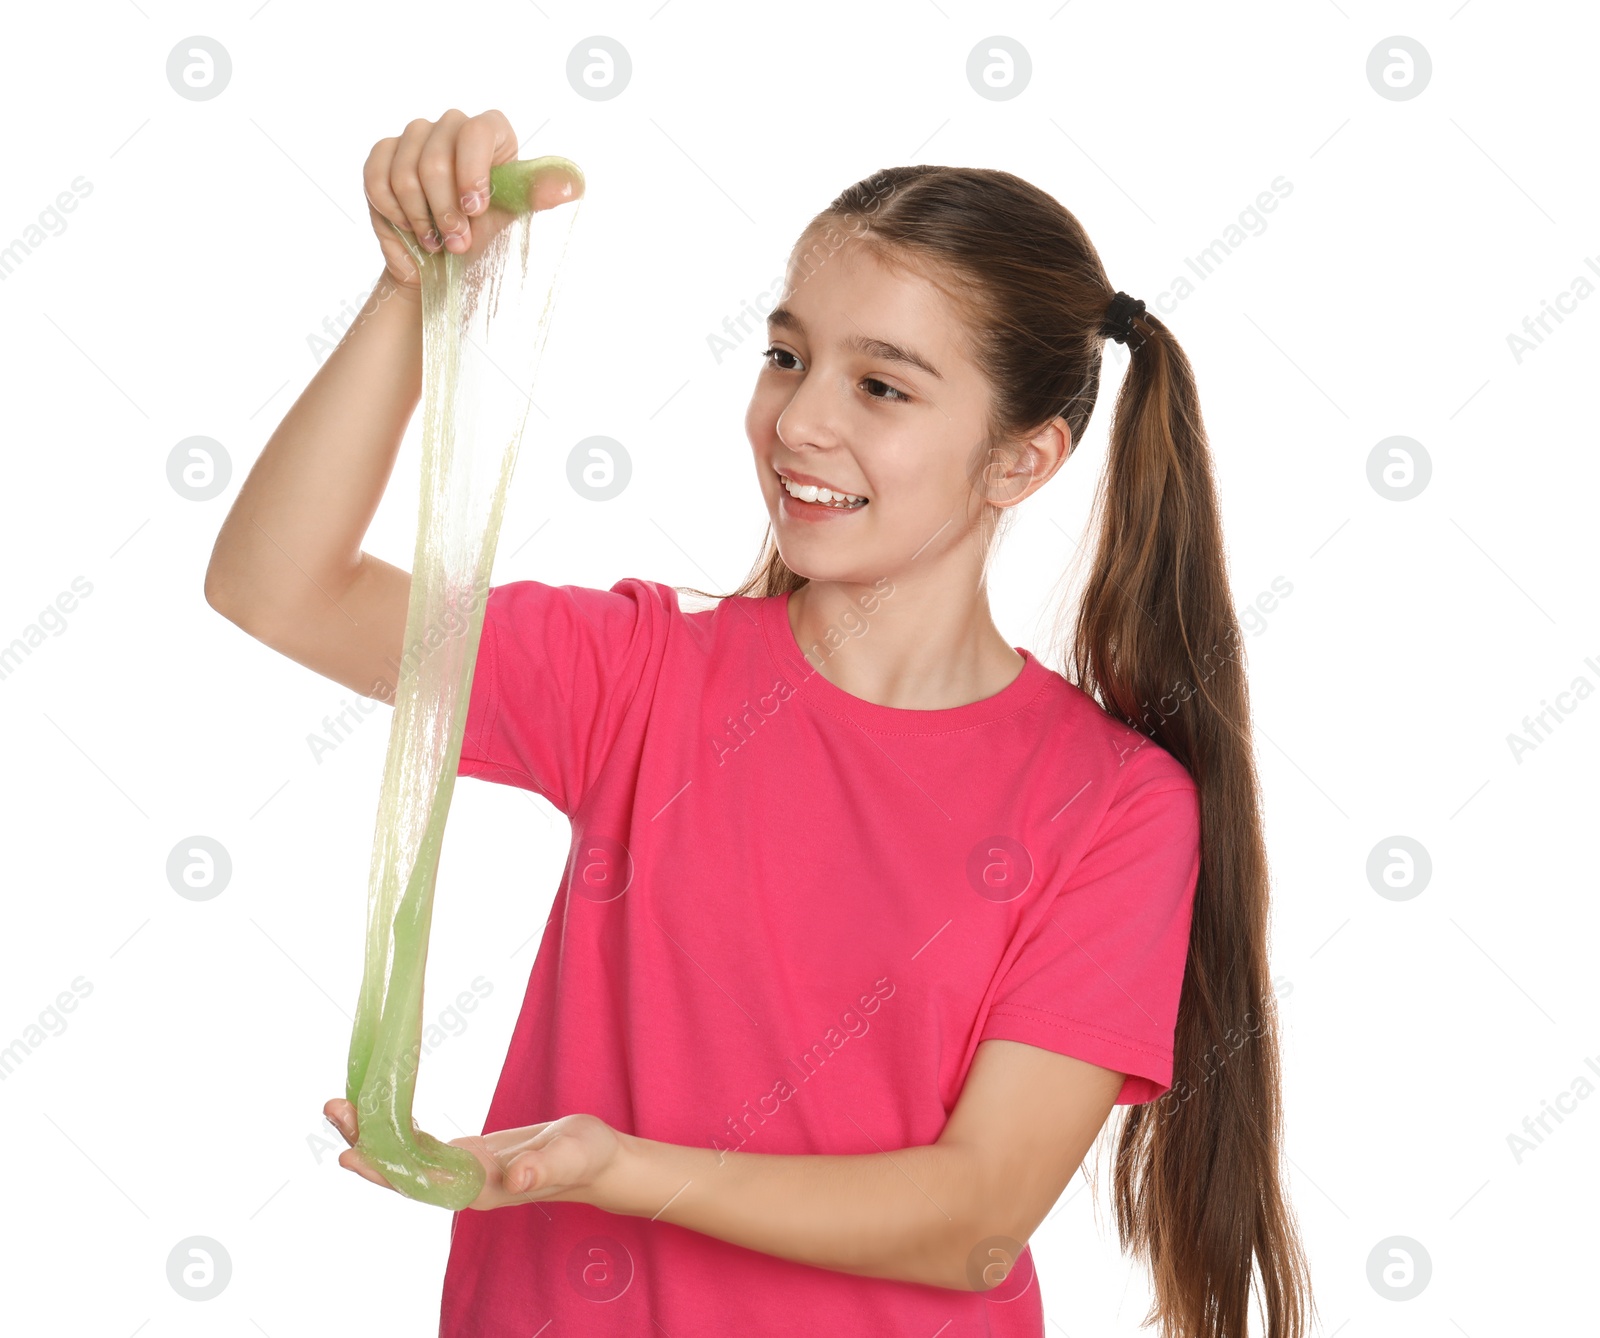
[1,2,1595,1334]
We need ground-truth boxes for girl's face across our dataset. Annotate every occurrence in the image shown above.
[745,238,1016,587]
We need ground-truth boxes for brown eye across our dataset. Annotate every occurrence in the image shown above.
[862,377,910,403]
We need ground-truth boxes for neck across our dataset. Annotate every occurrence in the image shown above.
[787,576,1024,712]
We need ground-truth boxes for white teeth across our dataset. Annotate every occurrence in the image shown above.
[779,474,866,507]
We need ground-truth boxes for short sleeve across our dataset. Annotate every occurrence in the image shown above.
[457,578,673,816]
[978,778,1202,1105]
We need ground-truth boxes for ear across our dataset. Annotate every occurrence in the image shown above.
[990,417,1072,509]
[1034,413,1074,465]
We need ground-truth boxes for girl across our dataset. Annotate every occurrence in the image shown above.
[205,108,1313,1337]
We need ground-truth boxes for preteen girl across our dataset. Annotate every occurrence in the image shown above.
[206,107,1312,1337]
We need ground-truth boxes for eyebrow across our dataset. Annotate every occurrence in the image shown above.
[766,306,944,382]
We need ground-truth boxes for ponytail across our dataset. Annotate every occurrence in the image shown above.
[1082,303,1313,1338]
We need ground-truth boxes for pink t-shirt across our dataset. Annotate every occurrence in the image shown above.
[439,578,1201,1336]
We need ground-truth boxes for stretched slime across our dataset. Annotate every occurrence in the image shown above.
[344,157,585,1210]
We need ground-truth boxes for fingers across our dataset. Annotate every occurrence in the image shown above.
[452,108,516,221]
[338,1146,395,1190]
[363,108,530,286]
[506,1153,541,1194]
[389,116,448,251]
[529,162,585,213]
[322,1097,393,1191]
[323,1097,357,1143]
[363,141,419,286]
[367,205,419,288]
[461,1133,539,1200]
[416,110,475,253]
[362,136,406,238]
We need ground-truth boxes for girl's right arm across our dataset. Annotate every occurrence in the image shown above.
[203,108,529,703]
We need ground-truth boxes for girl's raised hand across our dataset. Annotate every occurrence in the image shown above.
[322,1096,624,1211]
[361,108,582,291]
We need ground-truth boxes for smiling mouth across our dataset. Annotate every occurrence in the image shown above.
[775,468,869,510]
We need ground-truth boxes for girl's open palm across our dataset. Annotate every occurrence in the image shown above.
[322,1097,621,1211]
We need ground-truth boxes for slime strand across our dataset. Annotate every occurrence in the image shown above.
[344,157,584,1210]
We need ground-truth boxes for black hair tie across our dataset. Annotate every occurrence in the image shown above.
[1101,291,1148,352]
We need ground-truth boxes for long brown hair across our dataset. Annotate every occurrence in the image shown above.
[684,166,1313,1337]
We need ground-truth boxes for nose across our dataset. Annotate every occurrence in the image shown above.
[773,363,849,453]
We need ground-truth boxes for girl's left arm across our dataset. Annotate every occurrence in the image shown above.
[582,1039,1123,1292]
[328,1039,1121,1291]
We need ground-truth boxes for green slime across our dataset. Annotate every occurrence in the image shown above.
[344,157,584,1210]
